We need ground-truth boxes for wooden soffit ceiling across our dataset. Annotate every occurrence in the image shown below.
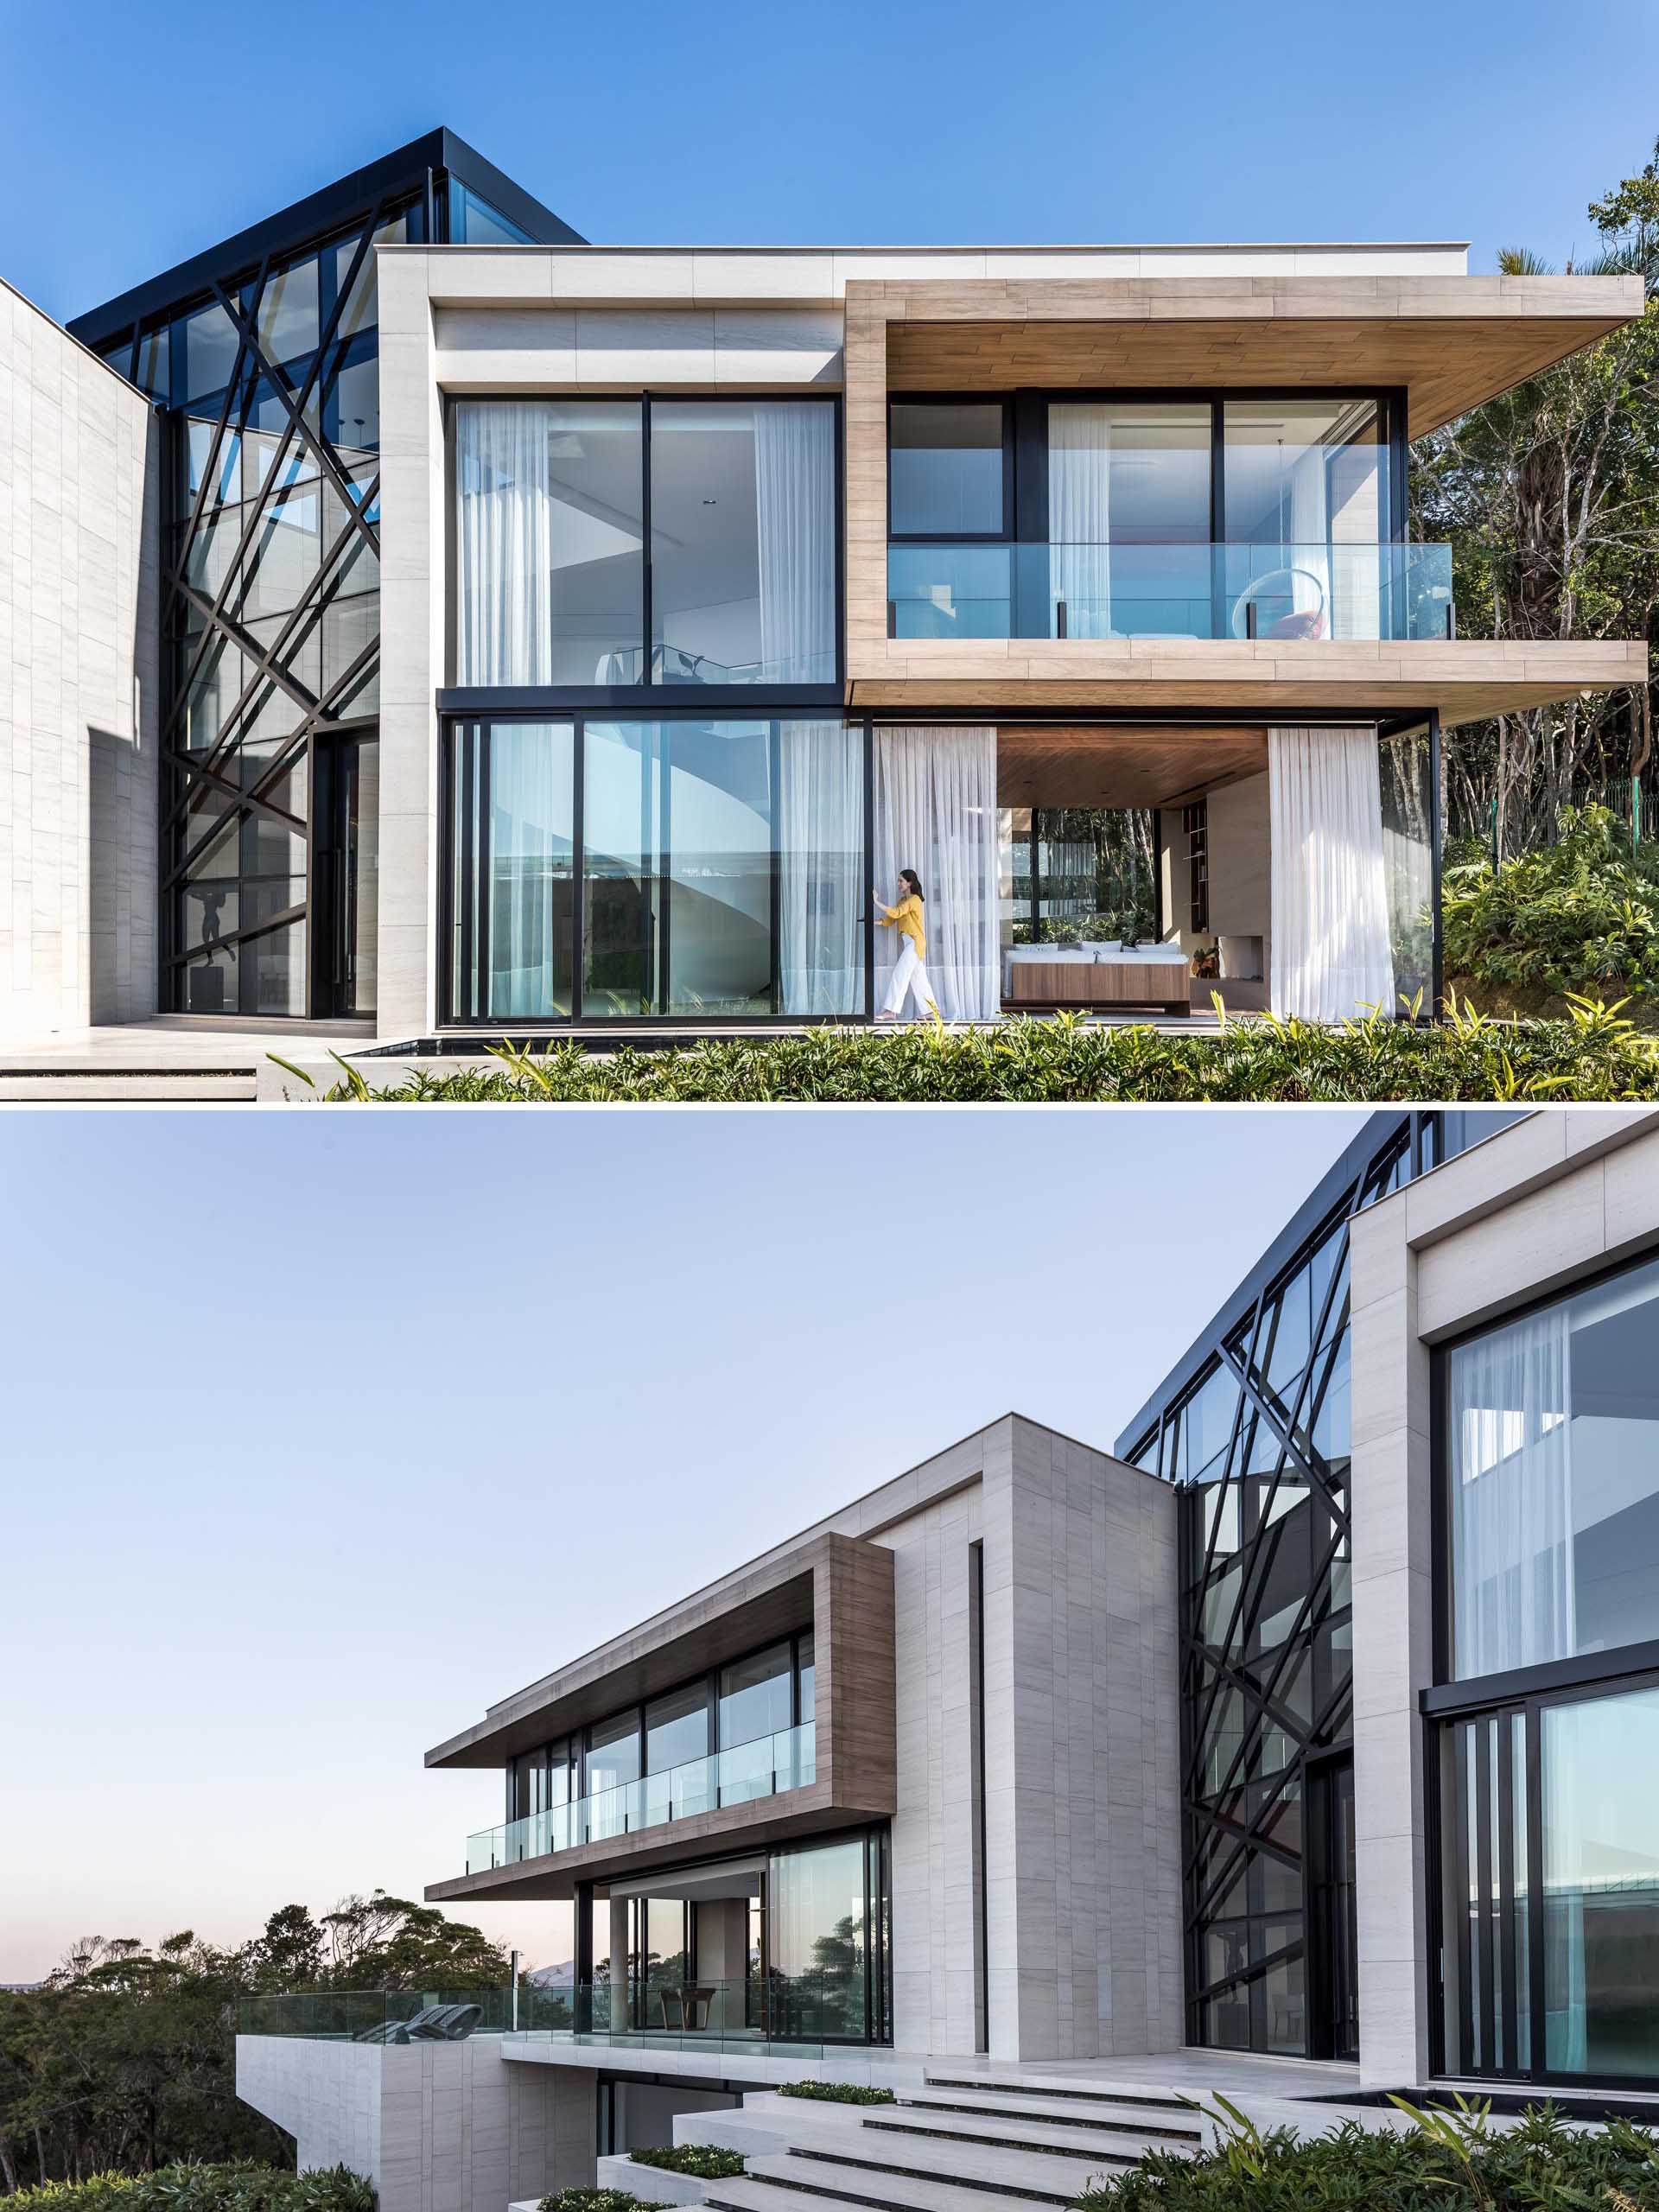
[997,725,1268,810]
[858,275,1643,437]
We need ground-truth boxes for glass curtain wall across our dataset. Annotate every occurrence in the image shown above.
[767,1830,892,2043]
[1123,1117,1437,2058]
[112,199,415,1014]
[454,397,836,689]
[1047,401,1211,640]
[448,718,865,1021]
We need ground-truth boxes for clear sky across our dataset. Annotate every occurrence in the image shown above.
[1,0,1656,327]
[0,1104,1388,1982]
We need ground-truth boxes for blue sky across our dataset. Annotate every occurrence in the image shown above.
[2,0,1656,326]
[0,1105,1381,1980]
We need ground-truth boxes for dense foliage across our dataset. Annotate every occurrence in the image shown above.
[626,2149,744,2180]
[537,2193,665,2212]
[1443,804,1659,1014]
[0,2170,373,2212]
[775,2083,896,2106]
[1418,143,1659,855]
[296,998,1659,1104]
[0,1900,507,2194]
[1071,2095,1659,2212]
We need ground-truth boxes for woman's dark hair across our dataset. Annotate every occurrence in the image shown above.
[899,868,925,901]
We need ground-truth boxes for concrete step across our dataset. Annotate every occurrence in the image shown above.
[895,2089,1200,2144]
[860,2108,1155,2165]
[0,1068,258,1101]
[923,2074,1192,2114]
[705,2140,1122,2212]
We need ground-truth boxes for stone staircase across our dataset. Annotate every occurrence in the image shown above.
[678,2077,1208,2212]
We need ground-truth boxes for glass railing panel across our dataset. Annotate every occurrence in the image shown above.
[886,542,1455,643]
[463,1719,817,1873]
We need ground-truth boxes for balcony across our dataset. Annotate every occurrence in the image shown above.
[887,541,1455,645]
[465,1721,817,1874]
[426,1530,895,1903]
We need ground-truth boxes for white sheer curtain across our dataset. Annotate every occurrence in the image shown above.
[1048,405,1112,639]
[754,404,836,685]
[778,721,862,1014]
[489,726,560,1017]
[1268,727,1395,1019]
[873,728,999,1020]
[454,402,552,684]
[1448,1303,1575,1677]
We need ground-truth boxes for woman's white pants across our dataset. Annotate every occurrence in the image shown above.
[882,940,939,1018]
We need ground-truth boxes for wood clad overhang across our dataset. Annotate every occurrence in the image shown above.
[842,274,1648,730]
[424,1532,896,1902]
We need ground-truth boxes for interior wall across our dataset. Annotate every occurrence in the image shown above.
[1206,771,1271,1008]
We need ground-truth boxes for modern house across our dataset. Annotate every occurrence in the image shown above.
[237,1107,1659,2211]
[3,133,1647,1046]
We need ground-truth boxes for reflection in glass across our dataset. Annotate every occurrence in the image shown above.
[778,722,863,1015]
[454,400,645,685]
[1048,402,1210,640]
[769,1836,869,2039]
[1449,1255,1659,1676]
[664,721,772,1015]
[889,402,1005,537]
[651,401,835,686]
[1542,1685,1659,2076]
[448,181,534,245]
[1223,400,1389,641]
[720,1644,793,1749]
[1379,728,1435,1014]
[582,722,662,1016]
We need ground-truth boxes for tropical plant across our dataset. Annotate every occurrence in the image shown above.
[775,2082,896,2106]
[0,2169,373,2212]
[1068,2091,1659,2209]
[626,2149,744,2180]
[283,995,1659,1106]
[537,2193,666,2212]
[1441,804,1659,1010]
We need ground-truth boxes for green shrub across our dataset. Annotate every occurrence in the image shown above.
[537,2192,666,2212]
[1443,804,1659,1007]
[626,2148,744,2180]
[2,2169,374,2212]
[293,997,1659,1105]
[1070,2093,1659,2209]
[775,2082,897,2106]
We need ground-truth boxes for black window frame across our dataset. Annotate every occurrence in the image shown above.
[1424,1236,1659,2088]
[443,390,846,709]
[440,709,874,1028]
[886,395,1016,546]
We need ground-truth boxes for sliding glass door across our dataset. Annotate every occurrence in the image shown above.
[447,716,865,1022]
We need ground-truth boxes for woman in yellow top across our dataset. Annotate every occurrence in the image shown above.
[874,869,939,1020]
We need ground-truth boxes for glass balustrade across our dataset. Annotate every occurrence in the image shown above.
[237,1969,848,2055]
[887,542,1455,644]
[465,1719,816,1875]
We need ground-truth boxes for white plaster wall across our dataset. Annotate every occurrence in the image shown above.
[237,2036,594,2212]
[1347,1109,1659,2088]
[0,276,161,1037]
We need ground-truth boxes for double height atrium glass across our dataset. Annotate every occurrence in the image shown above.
[454,397,836,688]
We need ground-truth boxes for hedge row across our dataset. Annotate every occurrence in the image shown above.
[296,998,1659,1105]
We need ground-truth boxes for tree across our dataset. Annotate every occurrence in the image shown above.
[1413,139,1659,857]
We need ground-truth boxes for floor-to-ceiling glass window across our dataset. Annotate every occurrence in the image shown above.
[1048,400,1211,640]
[452,395,836,689]
[1436,1249,1659,2085]
[446,716,865,1022]
[1222,399,1392,641]
[768,1832,889,2043]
